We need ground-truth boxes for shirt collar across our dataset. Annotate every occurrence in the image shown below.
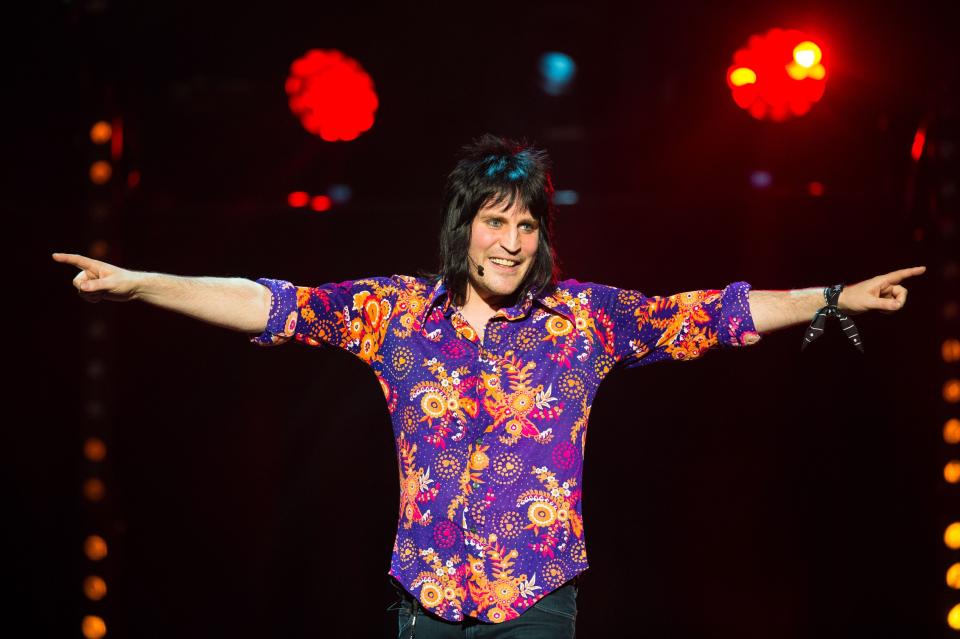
[417,278,575,325]
[420,278,451,323]
[533,288,576,321]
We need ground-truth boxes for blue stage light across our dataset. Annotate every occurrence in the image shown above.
[539,52,576,96]
[554,190,579,205]
[750,170,772,189]
[327,184,353,204]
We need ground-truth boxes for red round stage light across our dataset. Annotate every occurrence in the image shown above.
[310,195,332,211]
[727,29,827,122]
[911,126,926,162]
[287,191,309,208]
[286,49,378,142]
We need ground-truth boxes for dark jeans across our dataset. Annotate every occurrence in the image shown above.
[388,578,577,638]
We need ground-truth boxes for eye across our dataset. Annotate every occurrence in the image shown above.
[486,219,503,228]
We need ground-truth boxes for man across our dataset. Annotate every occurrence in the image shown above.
[54,135,924,638]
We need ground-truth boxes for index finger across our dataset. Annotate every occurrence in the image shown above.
[52,253,97,270]
[883,265,926,284]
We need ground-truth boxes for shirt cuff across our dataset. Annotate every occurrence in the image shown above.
[718,281,760,347]
[249,278,298,346]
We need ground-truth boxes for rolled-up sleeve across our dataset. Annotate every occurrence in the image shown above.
[603,281,759,370]
[249,276,402,367]
[249,278,299,346]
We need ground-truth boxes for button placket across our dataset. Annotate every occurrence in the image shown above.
[465,318,508,536]
[443,309,485,535]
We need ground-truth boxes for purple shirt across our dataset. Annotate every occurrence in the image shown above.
[252,275,758,623]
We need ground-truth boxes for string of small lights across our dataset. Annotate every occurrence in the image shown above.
[78,116,120,639]
[79,103,140,636]
[911,91,960,633]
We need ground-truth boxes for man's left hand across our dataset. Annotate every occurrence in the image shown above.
[839,266,927,315]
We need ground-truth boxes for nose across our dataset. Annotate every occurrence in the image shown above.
[500,227,522,254]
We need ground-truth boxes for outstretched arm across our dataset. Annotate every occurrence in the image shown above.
[52,252,272,333]
[748,266,926,335]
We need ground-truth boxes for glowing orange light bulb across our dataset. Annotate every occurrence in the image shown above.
[83,535,108,561]
[83,575,108,601]
[83,478,105,502]
[946,461,960,484]
[945,522,960,549]
[948,564,960,589]
[89,161,112,185]
[89,240,109,259]
[793,41,822,68]
[84,437,107,462]
[81,615,107,639]
[729,67,757,87]
[949,604,960,630]
[946,419,960,444]
[90,121,112,145]
[944,338,960,363]
[806,64,826,80]
[946,379,960,403]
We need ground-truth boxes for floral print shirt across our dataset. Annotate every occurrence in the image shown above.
[251,274,758,624]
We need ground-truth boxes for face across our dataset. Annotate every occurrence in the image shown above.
[465,197,540,309]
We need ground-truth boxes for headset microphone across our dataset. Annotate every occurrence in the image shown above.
[469,255,484,276]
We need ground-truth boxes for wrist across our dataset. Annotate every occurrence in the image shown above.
[823,283,847,314]
[130,270,154,301]
[787,287,830,320]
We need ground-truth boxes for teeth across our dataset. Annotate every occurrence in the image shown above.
[490,258,518,266]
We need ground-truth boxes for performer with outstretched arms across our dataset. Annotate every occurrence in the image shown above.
[54,135,924,638]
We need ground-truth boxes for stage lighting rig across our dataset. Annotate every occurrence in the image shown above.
[286,49,379,142]
[726,29,827,122]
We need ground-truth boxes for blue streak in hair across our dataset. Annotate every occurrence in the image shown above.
[485,152,530,181]
[506,151,530,180]
[485,155,508,177]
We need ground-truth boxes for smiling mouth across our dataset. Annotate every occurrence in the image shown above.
[489,257,520,268]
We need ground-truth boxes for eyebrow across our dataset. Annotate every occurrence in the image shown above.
[481,212,538,225]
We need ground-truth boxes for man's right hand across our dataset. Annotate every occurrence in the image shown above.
[52,253,140,303]
[52,252,272,333]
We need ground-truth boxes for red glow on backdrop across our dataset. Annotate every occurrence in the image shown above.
[287,191,309,207]
[310,195,332,211]
[286,50,378,142]
[911,127,926,161]
[110,117,123,161]
[727,29,827,122]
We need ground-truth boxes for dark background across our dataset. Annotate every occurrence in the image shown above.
[8,1,958,637]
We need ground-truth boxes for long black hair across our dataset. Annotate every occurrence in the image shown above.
[428,134,559,308]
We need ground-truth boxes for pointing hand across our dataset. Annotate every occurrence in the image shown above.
[52,252,139,303]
